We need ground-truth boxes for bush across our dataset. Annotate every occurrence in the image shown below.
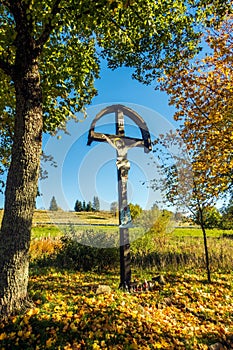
[55,227,119,272]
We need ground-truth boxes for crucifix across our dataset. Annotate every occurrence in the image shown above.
[87,105,151,289]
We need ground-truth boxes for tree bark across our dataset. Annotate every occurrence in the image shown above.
[199,208,211,283]
[0,52,43,315]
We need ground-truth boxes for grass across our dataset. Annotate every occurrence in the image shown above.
[0,209,119,228]
[33,210,118,225]
[1,209,232,239]
[31,224,120,240]
[32,225,63,239]
[1,217,233,349]
[174,227,233,238]
[31,224,233,240]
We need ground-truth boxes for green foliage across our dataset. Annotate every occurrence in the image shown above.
[134,206,174,235]
[194,206,222,229]
[1,0,228,171]
[129,203,142,220]
[86,201,92,212]
[0,0,202,114]
[93,196,100,212]
[131,207,174,257]
[74,199,94,212]
[221,196,233,229]
[29,224,233,273]
[74,199,82,212]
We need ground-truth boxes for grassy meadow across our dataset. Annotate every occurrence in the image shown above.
[0,210,233,349]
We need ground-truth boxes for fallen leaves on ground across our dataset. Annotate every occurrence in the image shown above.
[0,268,233,349]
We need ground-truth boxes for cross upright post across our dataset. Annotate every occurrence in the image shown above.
[87,105,151,290]
[115,109,131,289]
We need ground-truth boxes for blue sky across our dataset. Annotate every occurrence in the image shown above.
[37,62,178,211]
[0,62,178,211]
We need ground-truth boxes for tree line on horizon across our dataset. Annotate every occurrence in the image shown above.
[48,195,101,212]
[49,194,233,230]
[74,196,100,212]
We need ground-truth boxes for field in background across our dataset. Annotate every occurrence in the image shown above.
[0,209,118,225]
[33,209,119,225]
[174,227,233,237]
[1,209,232,239]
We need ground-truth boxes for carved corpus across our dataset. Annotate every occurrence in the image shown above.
[87,105,151,289]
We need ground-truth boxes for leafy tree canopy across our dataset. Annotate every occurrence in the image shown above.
[0,0,231,179]
[159,13,233,198]
[129,203,142,220]
[194,205,222,229]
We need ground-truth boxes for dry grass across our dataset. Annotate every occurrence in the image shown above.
[29,237,62,261]
[0,209,118,226]
[33,209,118,225]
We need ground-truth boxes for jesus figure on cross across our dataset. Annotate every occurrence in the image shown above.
[102,135,143,174]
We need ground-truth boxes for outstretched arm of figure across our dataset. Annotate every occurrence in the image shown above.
[132,140,143,148]
[103,135,143,151]
[125,140,144,150]
[102,135,117,149]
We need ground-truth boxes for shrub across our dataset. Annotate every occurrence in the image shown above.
[29,237,62,267]
[30,237,62,261]
[55,227,119,272]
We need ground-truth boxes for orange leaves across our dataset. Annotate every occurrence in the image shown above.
[159,14,233,204]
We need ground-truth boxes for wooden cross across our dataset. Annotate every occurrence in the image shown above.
[87,104,151,289]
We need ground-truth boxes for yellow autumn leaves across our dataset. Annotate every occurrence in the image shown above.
[0,268,233,349]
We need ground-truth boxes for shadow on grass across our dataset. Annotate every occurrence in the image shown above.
[1,302,231,350]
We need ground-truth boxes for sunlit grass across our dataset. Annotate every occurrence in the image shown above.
[173,227,233,237]
[2,219,233,349]
[32,225,63,239]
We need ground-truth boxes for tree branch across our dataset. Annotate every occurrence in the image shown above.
[36,0,63,49]
[0,57,13,77]
[1,0,11,9]
[36,1,122,49]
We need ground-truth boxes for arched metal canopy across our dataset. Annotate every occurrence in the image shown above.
[87,104,152,153]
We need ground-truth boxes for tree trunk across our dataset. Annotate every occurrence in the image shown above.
[0,55,43,315]
[200,223,211,283]
[199,209,211,283]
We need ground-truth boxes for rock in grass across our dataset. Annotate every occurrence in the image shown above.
[152,275,166,285]
[208,343,225,350]
[96,285,111,295]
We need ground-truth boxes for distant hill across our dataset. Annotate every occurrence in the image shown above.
[0,209,118,226]
[33,209,118,226]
